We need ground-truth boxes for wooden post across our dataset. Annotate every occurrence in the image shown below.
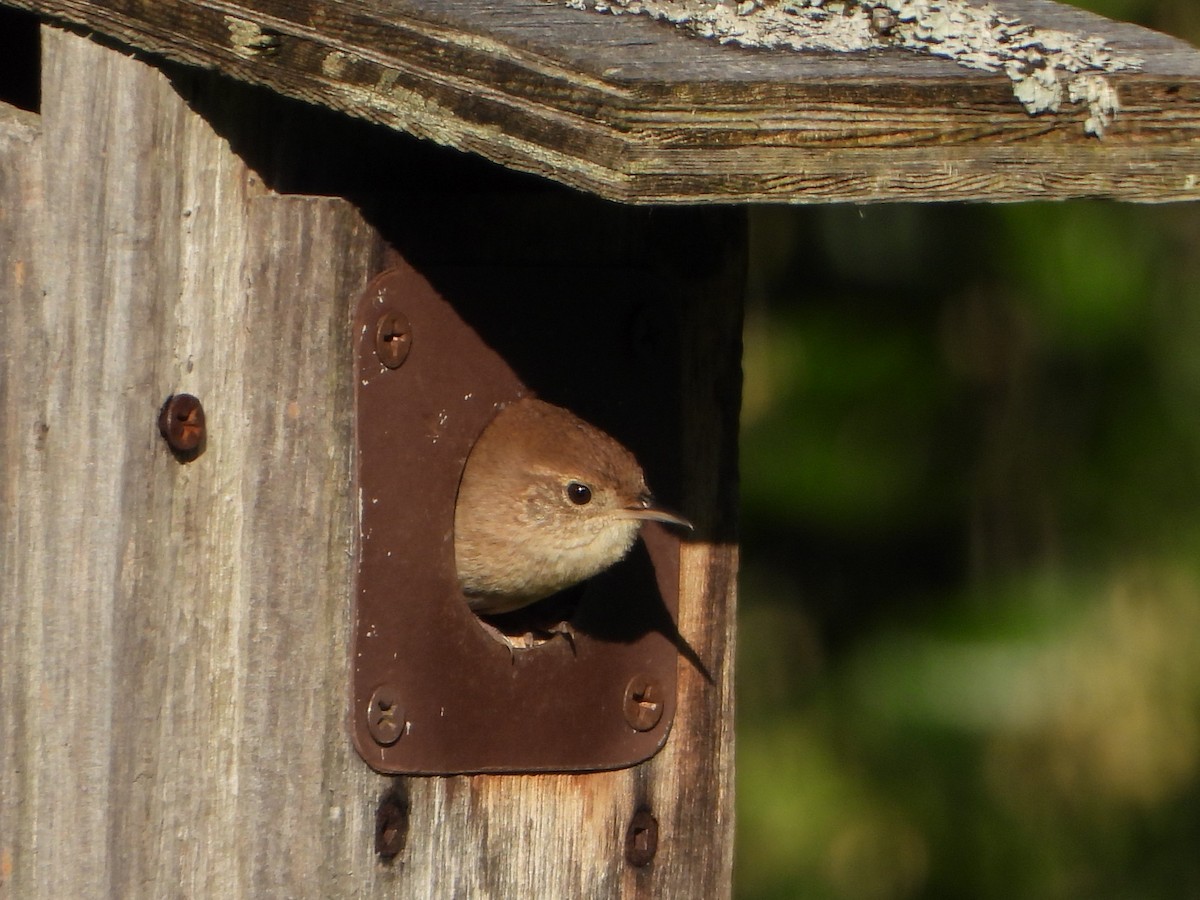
[0,25,741,897]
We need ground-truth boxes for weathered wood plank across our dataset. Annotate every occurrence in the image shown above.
[2,0,1199,202]
[0,26,385,897]
[1,25,742,897]
[0,100,44,900]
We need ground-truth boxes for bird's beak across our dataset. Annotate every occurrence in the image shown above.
[620,494,694,531]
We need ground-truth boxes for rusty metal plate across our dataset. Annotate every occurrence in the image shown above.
[350,259,686,774]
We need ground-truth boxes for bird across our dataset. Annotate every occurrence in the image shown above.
[454,397,691,615]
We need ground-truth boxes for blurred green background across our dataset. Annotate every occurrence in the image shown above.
[735,3,1200,897]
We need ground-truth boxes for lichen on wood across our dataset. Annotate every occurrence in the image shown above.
[564,0,1143,136]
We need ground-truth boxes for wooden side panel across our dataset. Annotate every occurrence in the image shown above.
[0,100,46,900]
[1,25,741,899]
[0,26,385,897]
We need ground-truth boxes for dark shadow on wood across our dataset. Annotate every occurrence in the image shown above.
[0,6,41,113]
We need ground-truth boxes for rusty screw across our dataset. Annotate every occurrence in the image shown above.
[375,788,410,860]
[375,311,412,369]
[623,675,664,732]
[367,684,405,746]
[158,394,206,458]
[624,807,659,868]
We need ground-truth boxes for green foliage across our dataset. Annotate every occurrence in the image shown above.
[736,7,1200,891]
[741,306,962,534]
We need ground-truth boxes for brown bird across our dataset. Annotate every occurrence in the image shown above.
[454,397,691,615]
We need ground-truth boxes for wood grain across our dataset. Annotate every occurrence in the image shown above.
[0,25,742,897]
[2,0,1199,202]
[0,25,384,897]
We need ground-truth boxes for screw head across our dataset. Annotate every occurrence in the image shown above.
[367,684,405,746]
[624,808,659,867]
[375,311,412,369]
[623,674,664,732]
[375,789,410,860]
[158,394,206,458]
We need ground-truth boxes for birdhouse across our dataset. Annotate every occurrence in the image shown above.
[1,0,1198,895]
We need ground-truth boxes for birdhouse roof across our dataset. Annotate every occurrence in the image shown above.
[9,0,1200,202]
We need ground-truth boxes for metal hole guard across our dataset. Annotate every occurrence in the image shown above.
[350,260,683,774]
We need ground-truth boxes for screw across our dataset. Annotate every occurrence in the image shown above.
[367,684,405,746]
[375,311,412,369]
[158,394,206,458]
[375,788,410,860]
[623,675,664,732]
[624,808,659,867]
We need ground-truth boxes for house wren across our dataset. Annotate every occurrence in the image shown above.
[454,397,691,615]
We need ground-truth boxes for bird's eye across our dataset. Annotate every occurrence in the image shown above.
[566,482,592,505]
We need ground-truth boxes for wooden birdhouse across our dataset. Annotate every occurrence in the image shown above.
[1,0,1198,895]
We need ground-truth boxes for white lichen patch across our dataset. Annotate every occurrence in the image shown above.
[224,15,283,57]
[322,50,352,79]
[564,0,1143,136]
